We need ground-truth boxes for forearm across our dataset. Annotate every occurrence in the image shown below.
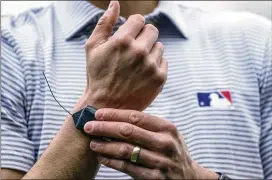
[23,97,100,179]
[192,160,219,179]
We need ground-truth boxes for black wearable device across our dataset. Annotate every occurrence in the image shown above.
[217,172,232,180]
[72,105,97,131]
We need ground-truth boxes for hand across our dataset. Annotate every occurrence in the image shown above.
[83,109,217,179]
[83,1,167,111]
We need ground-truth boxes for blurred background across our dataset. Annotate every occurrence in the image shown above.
[1,1,271,21]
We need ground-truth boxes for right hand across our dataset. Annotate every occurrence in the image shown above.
[83,1,168,111]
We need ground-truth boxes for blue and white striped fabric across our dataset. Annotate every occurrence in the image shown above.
[1,1,271,179]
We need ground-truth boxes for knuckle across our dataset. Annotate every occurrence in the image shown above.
[119,123,134,138]
[165,58,168,66]
[155,42,164,53]
[159,136,176,153]
[115,36,133,47]
[159,60,168,76]
[118,160,127,171]
[97,15,108,26]
[96,142,105,152]
[147,61,158,75]
[96,15,113,33]
[179,133,185,142]
[162,57,168,68]
[145,24,159,34]
[129,14,145,25]
[152,169,164,180]
[128,110,142,125]
[85,40,93,50]
[166,122,178,136]
[119,144,131,158]
[134,46,149,58]
[95,122,104,133]
[153,70,166,85]
[109,110,118,121]
[165,138,176,150]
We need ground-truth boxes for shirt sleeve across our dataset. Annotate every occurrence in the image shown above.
[1,33,35,172]
[259,34,272,179]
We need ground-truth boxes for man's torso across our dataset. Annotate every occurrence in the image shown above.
[2,1,270,179]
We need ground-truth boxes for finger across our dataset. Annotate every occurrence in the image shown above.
[157,57,168,84]
[90,140,170,171]
[98,155,165,179]
[95,109,173,132]
[149,42,164,66]
[160,57,168,71]
[84,121,172,152]
[135,24,159,52]
[113,14,145,39]
[88,1,120,47]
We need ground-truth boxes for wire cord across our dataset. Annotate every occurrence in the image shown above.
[43,72,72,116]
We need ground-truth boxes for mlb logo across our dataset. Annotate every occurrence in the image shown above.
[197,91,232,108]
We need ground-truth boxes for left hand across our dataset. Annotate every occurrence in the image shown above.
[84,109,202,179]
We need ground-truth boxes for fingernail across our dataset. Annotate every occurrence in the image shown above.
[95,110,104,120]
[108,1,114,10]
[90,140,97,149]
[85,123,93,132]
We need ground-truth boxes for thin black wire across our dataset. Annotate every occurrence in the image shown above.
[42,72,72,116]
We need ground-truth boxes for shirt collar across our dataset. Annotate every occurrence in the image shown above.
[54,1,190,40]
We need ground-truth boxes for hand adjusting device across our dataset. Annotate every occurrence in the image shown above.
[72,105,97,131]
[72,105,111,141]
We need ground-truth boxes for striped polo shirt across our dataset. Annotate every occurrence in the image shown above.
[1,1,271,179]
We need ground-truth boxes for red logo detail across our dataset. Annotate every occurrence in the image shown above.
[221,91,232,103]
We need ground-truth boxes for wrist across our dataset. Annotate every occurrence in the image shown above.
[27,113,100,179]
[78,90,107,110]
[192,160,220,179]
[59,92,100,143]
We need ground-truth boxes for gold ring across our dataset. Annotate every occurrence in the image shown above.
[130,146,141,163]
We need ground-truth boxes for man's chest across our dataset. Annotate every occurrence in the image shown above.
[27,35,261,162]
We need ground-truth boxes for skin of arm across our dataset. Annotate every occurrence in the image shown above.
[23,97,101,179]
[1,169,26,179]
[1,97,100,179]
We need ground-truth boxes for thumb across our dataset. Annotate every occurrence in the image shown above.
[89,1,120,46]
